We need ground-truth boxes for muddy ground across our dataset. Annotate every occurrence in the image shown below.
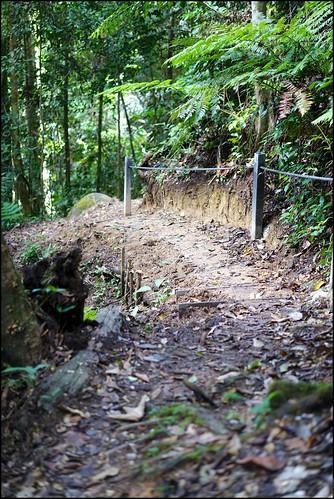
[2,195,333,498]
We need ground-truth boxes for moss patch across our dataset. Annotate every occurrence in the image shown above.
[67,193,114,218]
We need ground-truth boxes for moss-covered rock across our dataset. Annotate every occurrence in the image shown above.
[67,193,114,218]
[268,380,333,414]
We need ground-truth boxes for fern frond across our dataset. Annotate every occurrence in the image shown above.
[295,90,313,116]
[279,81,313,118]
[1,201,23,222]
[312,107,333,125]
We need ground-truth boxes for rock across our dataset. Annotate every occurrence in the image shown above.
[67,193,114,218]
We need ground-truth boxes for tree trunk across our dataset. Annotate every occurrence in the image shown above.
[120,92,136,163]
[38,13,46,209]
[96,87,103,192]
[9,15,31,216]
[24,25,43,215]
[117,92,122,199]
[1,233,42,367]
[166,8,175,82]
[1,29,12,201]
[63,56,71,194]
[251,1,274,150]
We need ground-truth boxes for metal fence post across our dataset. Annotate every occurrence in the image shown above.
[124,156,132,216]
[251,151,265,240]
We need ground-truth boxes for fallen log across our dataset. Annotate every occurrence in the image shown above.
[36,350,99,412]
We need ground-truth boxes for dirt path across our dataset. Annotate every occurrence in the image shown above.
[2,198,332,498]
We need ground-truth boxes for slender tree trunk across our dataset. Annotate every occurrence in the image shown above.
[251,1,274,150]
[9,15,31,216]
[38,16,45,209]
[166,8,175,82]
[120,92,136,163]
[1,233,42,367]
[1,30,12,201]
[96,87,103,192]
[63,57,71,193]
[24,25,43,215]
[117,92,122,199]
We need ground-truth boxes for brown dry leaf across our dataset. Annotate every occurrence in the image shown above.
[151,386,162,400]
[105,366,121,375]
[237,454,286,471]
[90,465,120,483]
[59,404,90,418]
[128,480,157,498]
[284,437,307,450]
[63,414,82,426]
[133,372,150,382]
[107,394,149,421]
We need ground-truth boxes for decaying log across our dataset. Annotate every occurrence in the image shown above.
[22,247,88,345]
[36,350,99,412]
[88,305,129,352]
[34,307,129,412]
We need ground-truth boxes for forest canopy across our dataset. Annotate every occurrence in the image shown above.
[1,0,333,263]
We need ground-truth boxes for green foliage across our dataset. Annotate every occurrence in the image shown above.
[134,278,174,306]
[2,364,49,389]
[1,0,332,264]
[148,402,204,427]
[1,201,24,226]
[21,243,44,264]
[279,189,332,249]
[20,241,56,264]
[83,306,97,321]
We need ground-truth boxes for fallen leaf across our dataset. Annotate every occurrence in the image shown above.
[105,366,121,375]
[288,311,303,321]
[151,386,162,400]
[107,394,149,421]
[159,312,170,320]
[216,371,241,383]
[90,465,120,483]
[313,280,326,291]
[15,486,37,498]
[237,454,286,471]
[59,405,90,418]
[133,372,150,382]
[253,338,264,348]
[284,437,306,450]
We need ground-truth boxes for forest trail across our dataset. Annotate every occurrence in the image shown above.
[2,198,333,498]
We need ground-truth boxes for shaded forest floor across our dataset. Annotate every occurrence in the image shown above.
[2,198,333,498]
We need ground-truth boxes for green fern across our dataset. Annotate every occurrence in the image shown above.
[1,201,23,222]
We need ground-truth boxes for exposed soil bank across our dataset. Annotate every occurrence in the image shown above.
[141,172,285,250]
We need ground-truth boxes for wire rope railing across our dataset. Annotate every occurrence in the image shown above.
[123,153,333,297]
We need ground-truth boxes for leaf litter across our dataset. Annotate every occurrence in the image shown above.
[2,197,332,498]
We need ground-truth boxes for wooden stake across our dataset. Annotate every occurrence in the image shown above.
[121,247,125,296]
[129,270,134,306]
[136,271,142,304]
[124,258,132,306]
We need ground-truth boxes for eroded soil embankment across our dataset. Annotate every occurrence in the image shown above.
[141,172,286,250]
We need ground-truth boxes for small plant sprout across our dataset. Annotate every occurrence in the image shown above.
[2,364,49,389]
